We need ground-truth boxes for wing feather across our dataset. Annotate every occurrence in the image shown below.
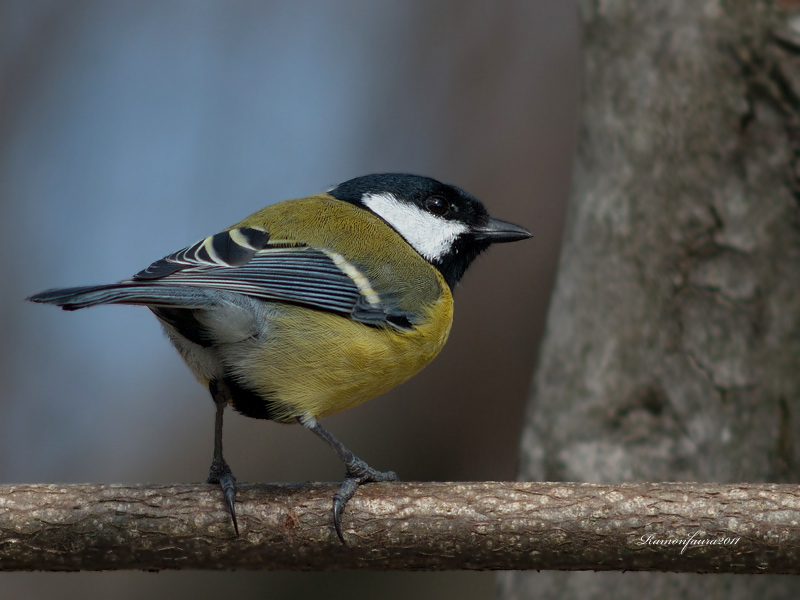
[126,228,412,329]
[134,227,272,279]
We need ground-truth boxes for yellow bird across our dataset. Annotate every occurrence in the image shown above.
[29,173,531,541]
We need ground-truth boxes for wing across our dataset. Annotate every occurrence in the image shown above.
[131,226,414,330]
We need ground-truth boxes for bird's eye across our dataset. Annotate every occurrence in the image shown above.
[425,195,448,216]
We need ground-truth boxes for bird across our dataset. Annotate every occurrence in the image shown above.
[28,173,531,542]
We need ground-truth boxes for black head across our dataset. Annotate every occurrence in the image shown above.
[329,173,530,288]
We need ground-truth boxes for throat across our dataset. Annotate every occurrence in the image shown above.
[433,244,485,290]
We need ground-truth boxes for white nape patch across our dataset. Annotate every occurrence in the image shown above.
[362,192,468,261]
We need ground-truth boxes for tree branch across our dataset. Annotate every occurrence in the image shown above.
[0,482,798,572]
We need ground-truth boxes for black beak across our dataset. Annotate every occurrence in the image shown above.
[473,217,532,243]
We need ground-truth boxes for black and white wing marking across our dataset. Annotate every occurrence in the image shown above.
[131,227,413,329]
[134,227,272,279]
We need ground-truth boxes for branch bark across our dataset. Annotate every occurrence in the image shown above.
[1,482,798,572]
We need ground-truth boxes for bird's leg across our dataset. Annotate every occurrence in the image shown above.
[299,416,398,543]
[206,381,238,534]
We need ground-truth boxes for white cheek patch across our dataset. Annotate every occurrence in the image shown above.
[362,192,468,261]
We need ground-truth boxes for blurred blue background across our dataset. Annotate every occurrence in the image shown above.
[1,1,578,598]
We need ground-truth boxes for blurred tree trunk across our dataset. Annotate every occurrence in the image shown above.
[499,1,800,598]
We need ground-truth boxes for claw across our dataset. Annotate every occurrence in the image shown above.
[220,473,239,535]
[332,478,359,543]
[207,457,238,535]
[333,497,346,543]
[332,463,398,543]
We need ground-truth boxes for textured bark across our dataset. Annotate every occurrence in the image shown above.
[0,482,799,572]
[500,0,800,598]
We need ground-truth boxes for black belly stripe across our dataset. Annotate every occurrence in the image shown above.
[223,375,280,421]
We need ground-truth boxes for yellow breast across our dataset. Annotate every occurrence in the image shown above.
[229,281,453,423]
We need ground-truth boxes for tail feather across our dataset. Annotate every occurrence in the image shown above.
[27,283,215,311]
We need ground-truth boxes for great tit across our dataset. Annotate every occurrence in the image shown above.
[29,173,531,541]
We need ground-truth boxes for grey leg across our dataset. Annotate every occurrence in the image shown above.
[300,416,398,543]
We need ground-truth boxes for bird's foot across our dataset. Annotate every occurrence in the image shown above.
[207,457,238,535]
[333,457,398,543]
